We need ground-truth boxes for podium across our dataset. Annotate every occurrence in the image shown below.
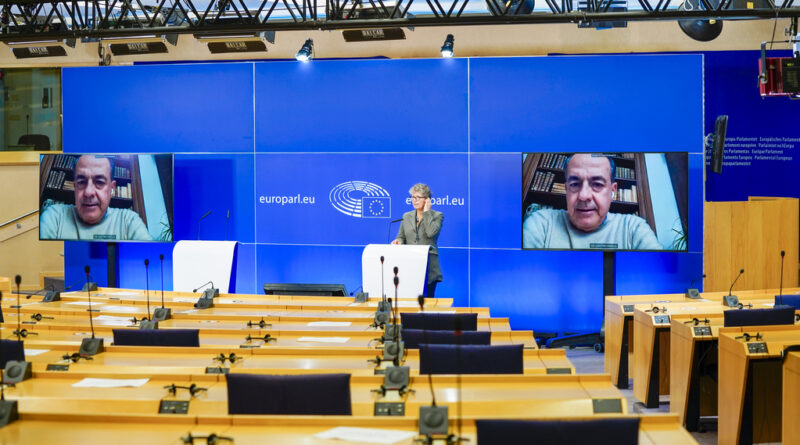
[362,244,430,300]
[173,241,238,293]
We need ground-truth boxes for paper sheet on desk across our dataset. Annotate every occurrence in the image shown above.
[297,337,350,343]
[72,378,149,388]
[172,297,198,303]
[94,315,133,326]
[307,321,352,327]
[24,349,49,356]
[762,302,775,307]
[315,427,416,444]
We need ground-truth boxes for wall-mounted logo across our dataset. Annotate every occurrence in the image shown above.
[329,181,391,218]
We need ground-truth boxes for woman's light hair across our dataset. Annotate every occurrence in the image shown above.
[409,183,431,198]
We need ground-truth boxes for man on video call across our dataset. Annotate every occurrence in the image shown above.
[523,153,661,250]
[40,155,152,241]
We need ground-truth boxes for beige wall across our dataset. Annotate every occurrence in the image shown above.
[0,19,790,67]
[0,152,64,290]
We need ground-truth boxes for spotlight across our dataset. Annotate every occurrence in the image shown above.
[295,38,313,62]
[440,34,454,58]
[677,1,723,42]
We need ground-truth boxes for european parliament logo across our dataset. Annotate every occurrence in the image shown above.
[329,181,391,218]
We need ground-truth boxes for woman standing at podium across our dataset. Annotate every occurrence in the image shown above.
[391,183,444,298]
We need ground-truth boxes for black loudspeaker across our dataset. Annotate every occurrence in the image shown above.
[79,337,104,356]
[384,366,410,390]
[194,298,214,309]
[354,292,369,303]
[3,361,32,384]
[43,291,61,302]
[419,405,449,436]
[710,115,728,174]
[152,307,172,321]
[0,400,18,427]
[82,282,98,292]
[139,319,159,330]
[263,283,347,296]
[723,295,740,307]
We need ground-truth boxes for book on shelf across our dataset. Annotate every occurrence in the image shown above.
[114,184,132,199]
[616,166,635,180]
[615,185,638,203]
[113,166,131,180]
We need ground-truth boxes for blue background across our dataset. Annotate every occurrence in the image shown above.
[61,54,707,334]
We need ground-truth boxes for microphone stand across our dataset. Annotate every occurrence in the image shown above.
[140,259,158,330]
[778,250,785,306]
[79,266,104,356]
[11,276,36,339]
[153,254,171,321]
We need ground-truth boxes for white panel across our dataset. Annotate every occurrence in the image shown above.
[173,240,238,293]
[362,243,430,300]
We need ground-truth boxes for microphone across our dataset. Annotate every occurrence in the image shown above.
[376,255,390,314]
[387,218,403,244]
[777,250,786,306]
[78,265,104,356]
[193,281,219,300]
[153,254,171,321]
[418,290,451,441]
[197,210,211,240]
[139,259,158,330]
[724,268,745,307]
[0,361,18,425]
[13,275,24,341]
[685,273,706,299]
[350,285,368,303]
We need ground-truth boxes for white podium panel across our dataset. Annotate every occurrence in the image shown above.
[173,241,238,293]
[362,244,430,300]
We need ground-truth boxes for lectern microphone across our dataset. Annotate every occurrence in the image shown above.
[724,268,745,307]
[777,250,786,306]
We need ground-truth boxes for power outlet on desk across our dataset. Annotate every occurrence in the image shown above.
[159,400,189,414]
[205,367,229,374]
[747,342,768,354]
[46,364,69,371]
[375,402,405,416]
[693,326,712,336]
[654,315,670,324]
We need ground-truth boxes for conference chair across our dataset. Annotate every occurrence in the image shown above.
[17,134,51,151]
[226,373,352,415]
[400,312,478,331]
[476,418,640,445]
[722,306,796,327]
[419,344,523,374]
[401,329,491,349]
[112,329,200,347]
[0,340,25,368]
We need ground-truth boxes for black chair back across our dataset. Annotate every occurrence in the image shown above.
[723,306,795,327]
[0,340,25,368]
[226,373,352,415]
[400,312,478,331]
[401,329,491,349]
[420,344,523,374]
[18,134,51,151]
[112,329,200,347]
[476,418,640,445]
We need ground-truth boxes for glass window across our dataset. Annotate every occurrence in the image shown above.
[0,68,61,151]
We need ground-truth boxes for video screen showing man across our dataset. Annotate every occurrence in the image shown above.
[40,155,152,241]
[523,153,662,250]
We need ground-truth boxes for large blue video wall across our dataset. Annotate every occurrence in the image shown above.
[61,55,705,334]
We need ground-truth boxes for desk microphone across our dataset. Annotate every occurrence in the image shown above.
[686,273,706,299]
[153,254,171,321]
[387,218,403,244]
[418,291,451,442]
[139,259,158,330]
[78,265,104,356]
[777,250,786,306]
[724,268,744,307]
[0,362,18,426]
[12,275,24,341]
[193,281,219,299]
[197,210,211,240]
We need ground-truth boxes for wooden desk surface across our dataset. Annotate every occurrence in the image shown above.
[718,326,800,445]
[0,414,698,445]
[5,374,624,418]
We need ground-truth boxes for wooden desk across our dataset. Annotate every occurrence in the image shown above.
[605,288,800,390]
[5,374,623,418]
[783,351,800,445]
[719,326,800,445]
[17,347,573,378]
[631,299,785,408]
[0,413,698,445]
[669,313,725,430]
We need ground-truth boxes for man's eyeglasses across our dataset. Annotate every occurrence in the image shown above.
[409,195,426,201]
